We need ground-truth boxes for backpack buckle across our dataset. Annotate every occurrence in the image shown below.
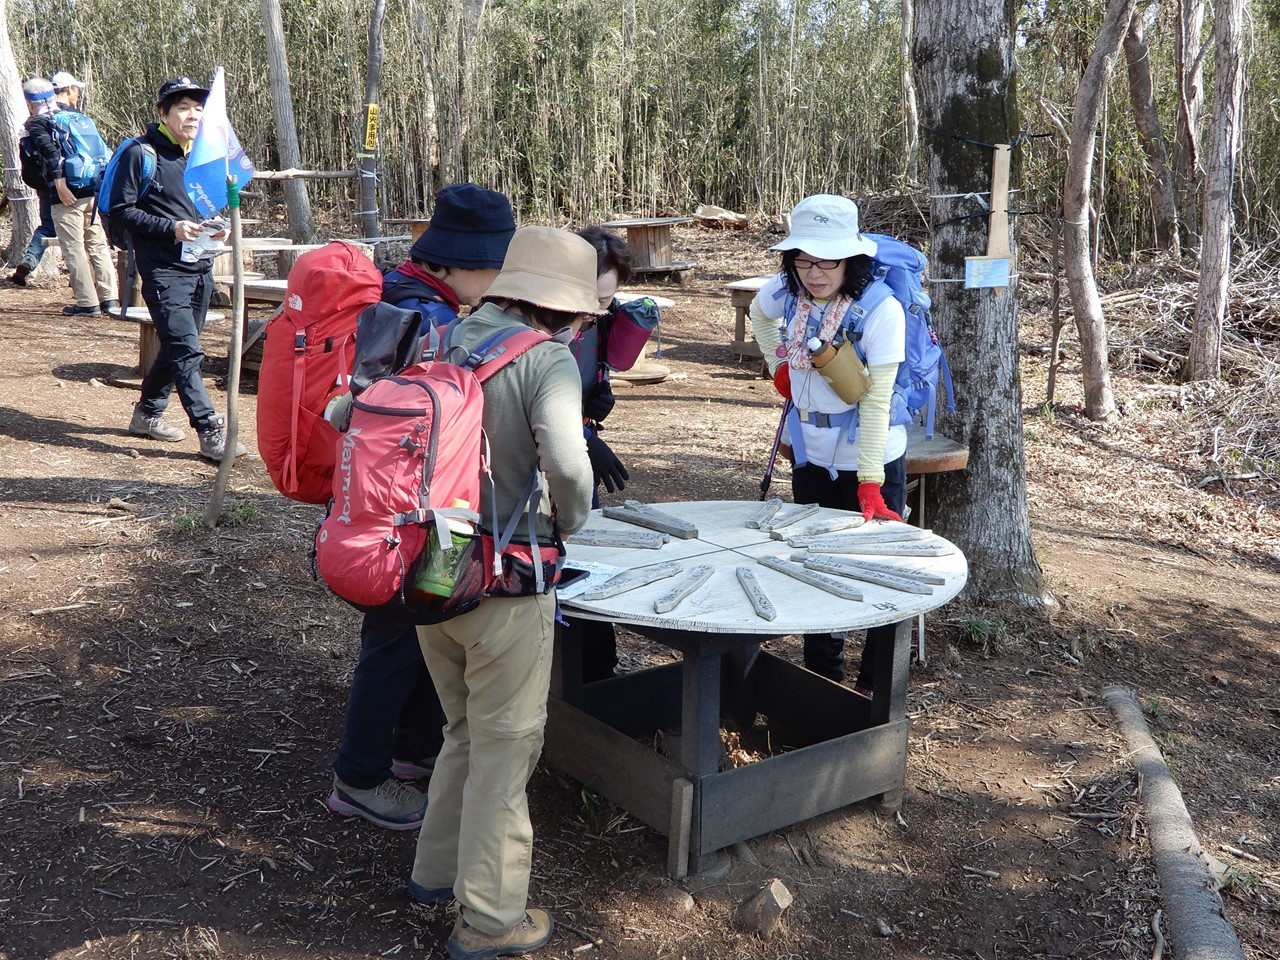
[293,332,306,354]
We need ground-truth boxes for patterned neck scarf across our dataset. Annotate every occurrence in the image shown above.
[783,292,853,370]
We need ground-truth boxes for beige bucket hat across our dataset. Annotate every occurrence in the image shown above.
[484,226,602,315]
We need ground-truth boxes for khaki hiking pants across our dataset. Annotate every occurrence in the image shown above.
[412,592,555,936]
[52,196,115,309]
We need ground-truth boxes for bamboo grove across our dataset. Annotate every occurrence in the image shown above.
[9,0,1278,255]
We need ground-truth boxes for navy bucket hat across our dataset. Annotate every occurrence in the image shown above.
[410,184,516,270]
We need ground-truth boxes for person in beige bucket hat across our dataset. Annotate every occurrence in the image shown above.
[406,224,596,960]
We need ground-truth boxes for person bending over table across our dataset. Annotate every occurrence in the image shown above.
[749,194,905,697]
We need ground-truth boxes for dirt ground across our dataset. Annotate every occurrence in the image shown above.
[1,223,1278,960]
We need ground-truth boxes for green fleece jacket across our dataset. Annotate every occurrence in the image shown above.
[449,302,594,543]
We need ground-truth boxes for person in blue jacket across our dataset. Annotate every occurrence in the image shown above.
[326,184,518,831]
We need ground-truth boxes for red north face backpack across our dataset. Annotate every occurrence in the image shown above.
[314,326,565,624]
[257,242,384,503]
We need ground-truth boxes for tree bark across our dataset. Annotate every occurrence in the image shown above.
[914,0,1047,609]
[405,0,441,197]
[0,5,38,269]
[1173,0,1206,243]
[260,0,317,243]
[899,0,920,183]
[1063,0,1134,422]
[1188,0,1245,380]
[1124,7,1179,254]
[358,0,388,240]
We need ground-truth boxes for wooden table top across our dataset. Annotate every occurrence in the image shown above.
[561,500,967,635]
[603,217,695,229]
[723,273,775,292]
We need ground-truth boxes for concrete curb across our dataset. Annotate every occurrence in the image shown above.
[1101,683,1247,960]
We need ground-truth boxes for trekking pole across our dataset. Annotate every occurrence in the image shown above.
[759,399,792,499]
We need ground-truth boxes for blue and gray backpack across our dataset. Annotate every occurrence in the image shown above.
[786,234,955,439]
[50,110,110,191]
[94,138,157,249]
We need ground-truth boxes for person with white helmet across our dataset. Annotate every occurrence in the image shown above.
[10,79,59,287]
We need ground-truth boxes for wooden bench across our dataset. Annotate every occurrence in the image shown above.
[723,274,772,361]
[111,306,226,375]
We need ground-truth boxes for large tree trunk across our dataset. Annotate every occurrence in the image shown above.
[914,0,1046,609]
[357,0,388,240]
[899,0,919,183]
[1124,7,1179,253]
[1188,0,1245,380]
[1063,0,1134,422]
[1173,0,1206,243]
[260,0,316,243]
[0,6,38,269]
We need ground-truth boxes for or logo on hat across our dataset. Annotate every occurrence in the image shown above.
[812,215,830,224]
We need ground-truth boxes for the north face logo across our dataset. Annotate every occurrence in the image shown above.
[288,293,302,310]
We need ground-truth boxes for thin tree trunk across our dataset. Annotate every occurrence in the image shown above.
[358,0,388,240]
[0,5,38,269]
[405,0,441,197]
[1124,7,1180,253]
[454,0,488,179]
[899,0,919,183]
[1173,0,1206,242]
[1063,0,1134,422]
[914,0,1047,609]
[260,0,316,243]
[1188,0,1246,380]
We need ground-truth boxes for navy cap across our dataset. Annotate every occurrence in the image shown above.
[156,76,210,107]
[409,184,517,270]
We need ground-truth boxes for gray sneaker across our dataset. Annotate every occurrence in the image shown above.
[129,405,185,442]
[196,414,248,462]
[326,775,427,831]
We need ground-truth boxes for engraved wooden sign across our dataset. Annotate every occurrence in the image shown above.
[569,528,669,550]
[757,556,864,601]
[735,567,777,621]
[745,498,783,529]
[802,556,935,595]
[654,564,714,613]
[605,504,699,539]
[580,561,684,600]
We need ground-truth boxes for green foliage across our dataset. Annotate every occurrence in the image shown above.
[959,616,1009,656]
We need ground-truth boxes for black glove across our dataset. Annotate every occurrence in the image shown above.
[585,431,629,493]
[582,380,617,423]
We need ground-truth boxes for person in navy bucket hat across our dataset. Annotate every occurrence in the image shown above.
[380,184,517,333]
[325,183,518,834]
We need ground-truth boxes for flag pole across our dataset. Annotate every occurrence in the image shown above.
[204,175,245,528]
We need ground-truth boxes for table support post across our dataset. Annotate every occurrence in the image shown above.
[550,622,583,707]
[682,646,722,874]
[872,618,912,813]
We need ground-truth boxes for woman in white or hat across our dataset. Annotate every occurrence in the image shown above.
[749,194,906,695]
[406,226,596,960]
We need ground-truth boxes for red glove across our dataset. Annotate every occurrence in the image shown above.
[858,482,902,522]
[773,364,792,400]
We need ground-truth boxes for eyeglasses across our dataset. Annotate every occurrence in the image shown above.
[794,257,842,271]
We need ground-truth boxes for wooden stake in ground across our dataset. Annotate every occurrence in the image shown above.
[204,183,246,529]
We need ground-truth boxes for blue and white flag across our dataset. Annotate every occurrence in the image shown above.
[185,67,256,217]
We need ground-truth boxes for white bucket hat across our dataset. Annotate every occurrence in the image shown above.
[770,194,878,260]
[484,227,603,315]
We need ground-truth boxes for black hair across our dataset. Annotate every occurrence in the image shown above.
[781,251,875,301]
[157,91,209,114]
[482,297,580,334]
[575,226,634,284]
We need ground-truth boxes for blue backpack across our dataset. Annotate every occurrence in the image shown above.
[50,110,110,191]
[94,138,157,249]
[783,235,954,438]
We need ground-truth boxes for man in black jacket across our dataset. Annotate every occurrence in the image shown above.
[109,76,243,461]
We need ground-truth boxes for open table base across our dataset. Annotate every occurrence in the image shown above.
[546,619,911,877]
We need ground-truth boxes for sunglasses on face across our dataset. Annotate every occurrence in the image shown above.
[794,257,842,271]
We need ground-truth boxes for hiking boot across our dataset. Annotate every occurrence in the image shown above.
[447,909,553,960]
[100,299,121,314]
[326,775,426,831]
[62,304,101,317]
[391,756,437,781]
[196,414,248,462]
[11,263,32,287]
[408,877,453,905]
[129,405,185,442]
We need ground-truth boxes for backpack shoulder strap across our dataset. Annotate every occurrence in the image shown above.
[466,327,551,383]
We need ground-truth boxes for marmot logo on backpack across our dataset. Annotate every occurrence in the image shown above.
[335,428,361,524]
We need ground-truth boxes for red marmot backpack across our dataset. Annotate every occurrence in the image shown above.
[257,242,384,503]
[315,325,565,624]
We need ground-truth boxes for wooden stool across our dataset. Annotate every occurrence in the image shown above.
[723,274,772,361]
[603,217,696,280]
